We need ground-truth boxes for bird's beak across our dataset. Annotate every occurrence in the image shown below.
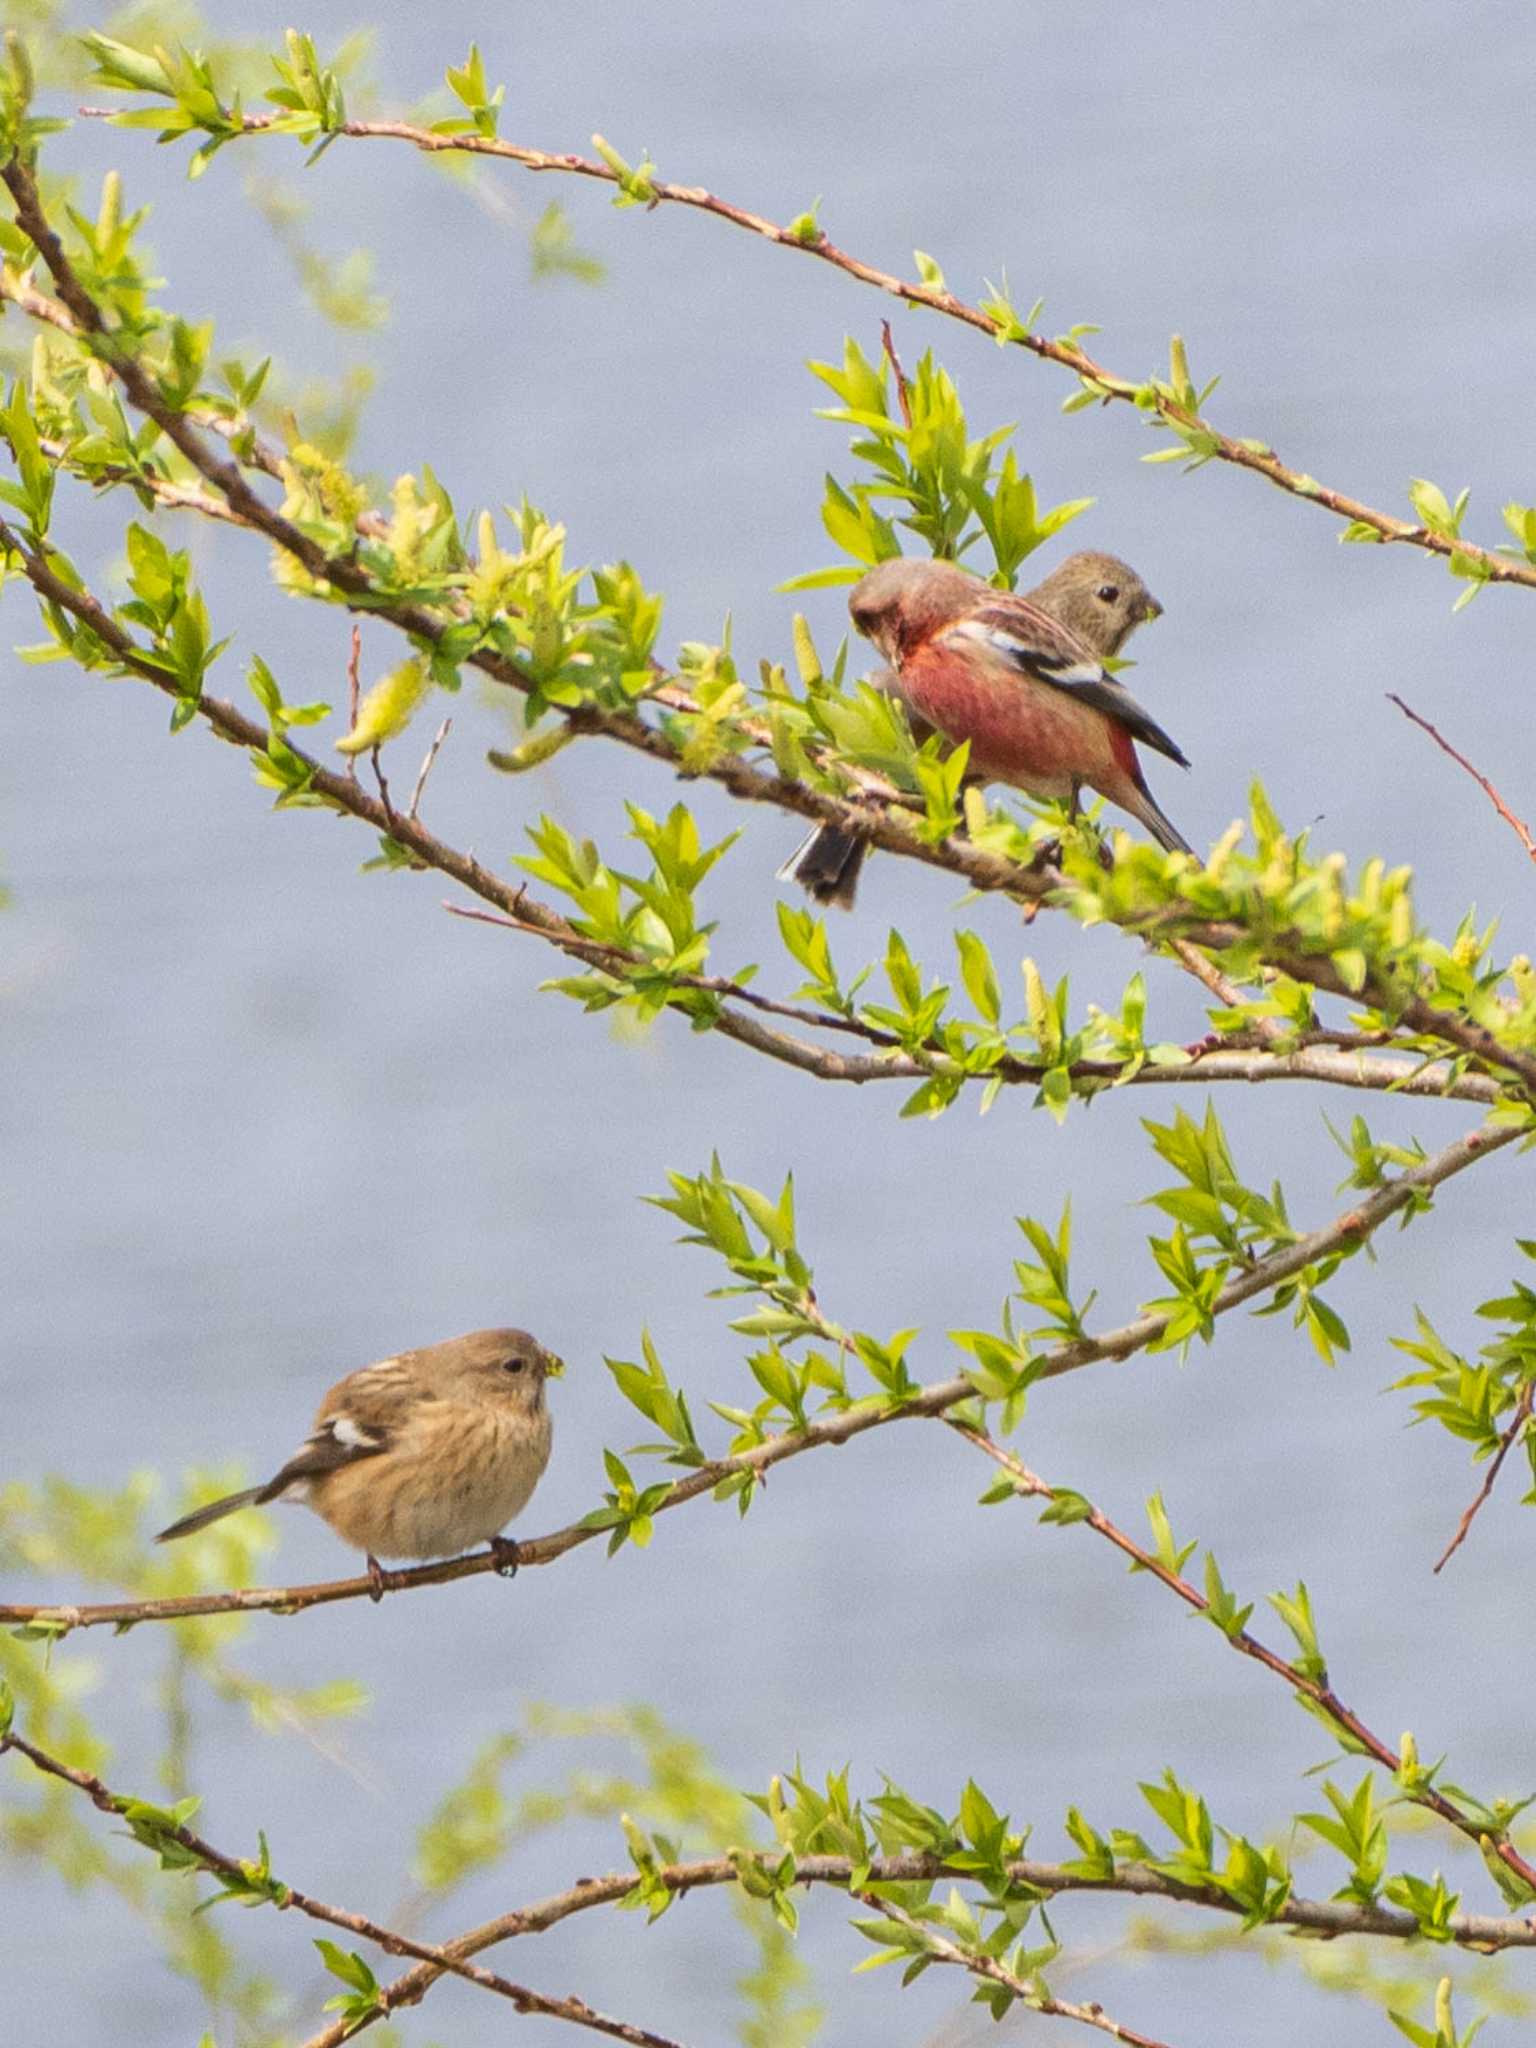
[1140,595,1163,623]
[542,1351,565,1380]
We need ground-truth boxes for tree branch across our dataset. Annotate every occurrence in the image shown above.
[78,103,1536,595]
[1139,908,1536,1101]
[1166,937,1288,1048]
[0,472,1508,1122]
[446,902,1501,1102]
[948,1420,1536,1901]
[850,1888,1176,2048]
[0,1116,1514,1637]
[0,1725,688,2048]
[298,1845,1536,2048]
[9,1699,1530,2048]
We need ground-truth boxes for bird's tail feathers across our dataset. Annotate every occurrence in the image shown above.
[156,1484,271,1544]
[1125,782,1195,859]
[777,824,866,909]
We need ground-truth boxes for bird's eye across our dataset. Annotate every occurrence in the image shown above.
[1096,584,1120,604]
[502,1357,526,1375]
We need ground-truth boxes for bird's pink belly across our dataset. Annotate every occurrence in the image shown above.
[902,663,1116,797]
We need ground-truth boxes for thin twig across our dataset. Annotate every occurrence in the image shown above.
[369,744,397,832]
[1388,693,1536,864]
[880,318,912,427]
[33,431,248,523]
[444,901,904,1044]
[1167,937,1288,1046]
[344,624,361,780]
[1138,905,1536,1099]
[1432,1379,1536,1574]
[0,1728,687,2048]
[408,716,452,820]
[73,102,1536,593]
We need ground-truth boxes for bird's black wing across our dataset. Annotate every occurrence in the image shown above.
[948,608,1191,769]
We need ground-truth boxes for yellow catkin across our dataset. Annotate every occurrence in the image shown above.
[791,613,821,687]
[485,726,577,774]
[335,656,431,756]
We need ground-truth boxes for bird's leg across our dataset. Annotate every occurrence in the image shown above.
[365,1553,387,1603]
[489,1535,522,1579]
[1067,780,1115,871]
[1023,806,1066,910]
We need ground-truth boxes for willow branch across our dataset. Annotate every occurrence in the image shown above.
[0,518,1031,1105]
[1166,937,1287,1048]
[0,517,948,1088]
[0,1116,1514,1637]
[0,456,1506,1125]
[4,262,380,519]
[8,238,933,868]
[6,161,1536,1111]
[0,1726,687,2048]
[14,1673,1525,2048]
[949,1420,1536,1900]
[0,512,1012,1100]
[33,430,249,524]
[1141,908,1536,1099]
[0,166,1043,910]
[63,93,1536,613]
[301,1844,1536,2048]
[2,157,378,592]
[74,104,1536,594]
[446,902,1501,1103]
[850,1889,1176,2048]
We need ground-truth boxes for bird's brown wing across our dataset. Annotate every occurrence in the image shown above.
[948,600,1190,769]
[256,1411,392,1502]
[255,1357,426,1503]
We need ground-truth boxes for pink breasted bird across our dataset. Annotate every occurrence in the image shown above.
[782,550,1191,907]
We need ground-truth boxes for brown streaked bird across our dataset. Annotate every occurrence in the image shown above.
[780,549,1191,907]
[155,1328,560,1596]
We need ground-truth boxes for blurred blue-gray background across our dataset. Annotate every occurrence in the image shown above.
[3,3,1534,2042]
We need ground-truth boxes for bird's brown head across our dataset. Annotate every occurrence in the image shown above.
[848,556,983,663]
[1026,550,1162,658]
[431,1328,563,1410]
